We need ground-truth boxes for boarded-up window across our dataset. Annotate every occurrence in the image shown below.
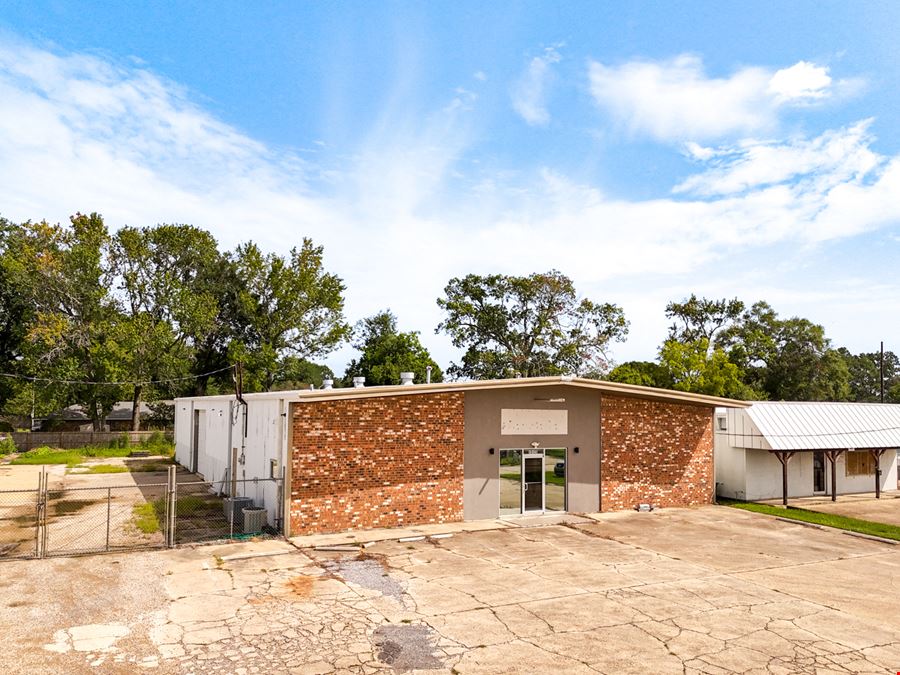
[846,452,875,476]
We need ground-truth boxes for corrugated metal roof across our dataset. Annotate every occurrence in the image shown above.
[745,402,900,450]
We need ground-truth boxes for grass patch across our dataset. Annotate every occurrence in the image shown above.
[124,459,174,473]
[79,464,128,474]
[10,434,174,467]
[718,498,900,542]
[131,502,160,534]
[499,471,565,487]
[130,493,223,536]
[10,447,84,466]
[52,499,94,516]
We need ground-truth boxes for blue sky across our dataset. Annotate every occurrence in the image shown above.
[2,1,900,375]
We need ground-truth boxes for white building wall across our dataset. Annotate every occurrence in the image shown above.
[835,450,897,494]
[232,398,284,527]
[714,418,747,499]
[174,400,193,467]
[738,447,897,500]
[714,407,899,500]
[174,394,290,530]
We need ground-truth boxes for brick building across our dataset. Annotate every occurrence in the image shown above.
[175,377,746,537]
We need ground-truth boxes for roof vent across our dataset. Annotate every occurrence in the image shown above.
[400,372,414,386]
[322,379,333,390]
[352,376,365,389]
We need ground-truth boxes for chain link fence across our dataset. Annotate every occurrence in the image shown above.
[0,467,283,559]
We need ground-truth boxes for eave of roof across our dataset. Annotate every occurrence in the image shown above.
[743,401,900,450]
[176,376,750,408]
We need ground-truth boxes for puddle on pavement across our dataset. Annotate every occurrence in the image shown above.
[373,624,443,671]
[323,555,406,604]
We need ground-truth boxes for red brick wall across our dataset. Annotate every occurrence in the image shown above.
[289,392,465,535]
[600,395,713,511]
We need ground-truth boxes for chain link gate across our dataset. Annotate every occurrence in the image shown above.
[0,466,283,559]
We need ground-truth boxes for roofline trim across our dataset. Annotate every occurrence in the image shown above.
[175,376,750,408]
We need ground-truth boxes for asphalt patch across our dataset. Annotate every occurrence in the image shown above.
[373,624,443,671]
[324,555,406,604]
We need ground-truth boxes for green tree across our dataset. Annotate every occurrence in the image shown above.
[269,356,334,391]
[0,218,34,417]
[14,214,125,429]
[607,361,672,388]
[838,347,900,402]
[230,239,349,391]
[109,224,221,429]
[722,302,850,401]
[658,338,761,399]
[436,271,628,379]
[344,310,443,386]
[665,294,744,350]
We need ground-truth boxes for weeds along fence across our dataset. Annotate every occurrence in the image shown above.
[7,431,174,452]
[0,467,283,559]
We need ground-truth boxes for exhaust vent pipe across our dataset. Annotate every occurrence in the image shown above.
[322,379,333,390]
[400,372,415,386]
[352,376,365,388]
[426,366,432,384]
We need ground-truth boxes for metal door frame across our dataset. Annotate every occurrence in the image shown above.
[812,450,827,494]
[522,449,545,513]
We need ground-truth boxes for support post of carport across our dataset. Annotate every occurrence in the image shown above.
[824,450,845,502]
[771,451,796,506]
[870,449,886,498]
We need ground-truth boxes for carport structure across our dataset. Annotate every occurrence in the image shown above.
[717,402,900,505]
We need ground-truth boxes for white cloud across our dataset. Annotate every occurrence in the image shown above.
[674,120,882,196]
[588,55,841,142]
[767,60,832,101]
[1,39,899,373]
[510,46,561,126]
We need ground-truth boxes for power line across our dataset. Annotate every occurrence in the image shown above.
[0,364,235,386]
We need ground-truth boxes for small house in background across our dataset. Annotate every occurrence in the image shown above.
[37,401,174,432]
[715,402,900,503]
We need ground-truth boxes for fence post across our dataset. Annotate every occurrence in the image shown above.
[106,487,112,552]
[229,492,235,540]
[166,465,177,547]
[34,470,44,558]
[39,467,48,558]
[279,466,286,535]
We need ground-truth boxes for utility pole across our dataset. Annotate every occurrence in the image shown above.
[880,341,885,404]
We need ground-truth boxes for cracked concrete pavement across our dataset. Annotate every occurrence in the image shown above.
[1,505,899,673]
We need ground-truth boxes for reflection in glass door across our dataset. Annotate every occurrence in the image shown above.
[523,452,544,511]
[498,448,567,515]
[499,449,523,515]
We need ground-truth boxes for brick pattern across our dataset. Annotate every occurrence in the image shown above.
[600,395,714,511]
[290,392,465,535]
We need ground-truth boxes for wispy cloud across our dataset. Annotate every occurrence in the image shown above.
[588,54,845,142]
[0,38,898,370]
[674,120,882,197]
[510,46,561,126]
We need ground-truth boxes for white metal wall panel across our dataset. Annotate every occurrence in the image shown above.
[174,400,193,467]
[725,402,900,451]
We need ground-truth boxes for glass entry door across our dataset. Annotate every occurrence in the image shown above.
[522,452,544,512]
[498,448,566,515]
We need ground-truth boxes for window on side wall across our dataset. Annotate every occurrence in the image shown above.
[716,416,727,431]
[846,452,875,476]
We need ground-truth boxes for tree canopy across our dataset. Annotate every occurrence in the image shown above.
[343,310,443,386]
[0,214,350,429]
[436,271,628,379]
